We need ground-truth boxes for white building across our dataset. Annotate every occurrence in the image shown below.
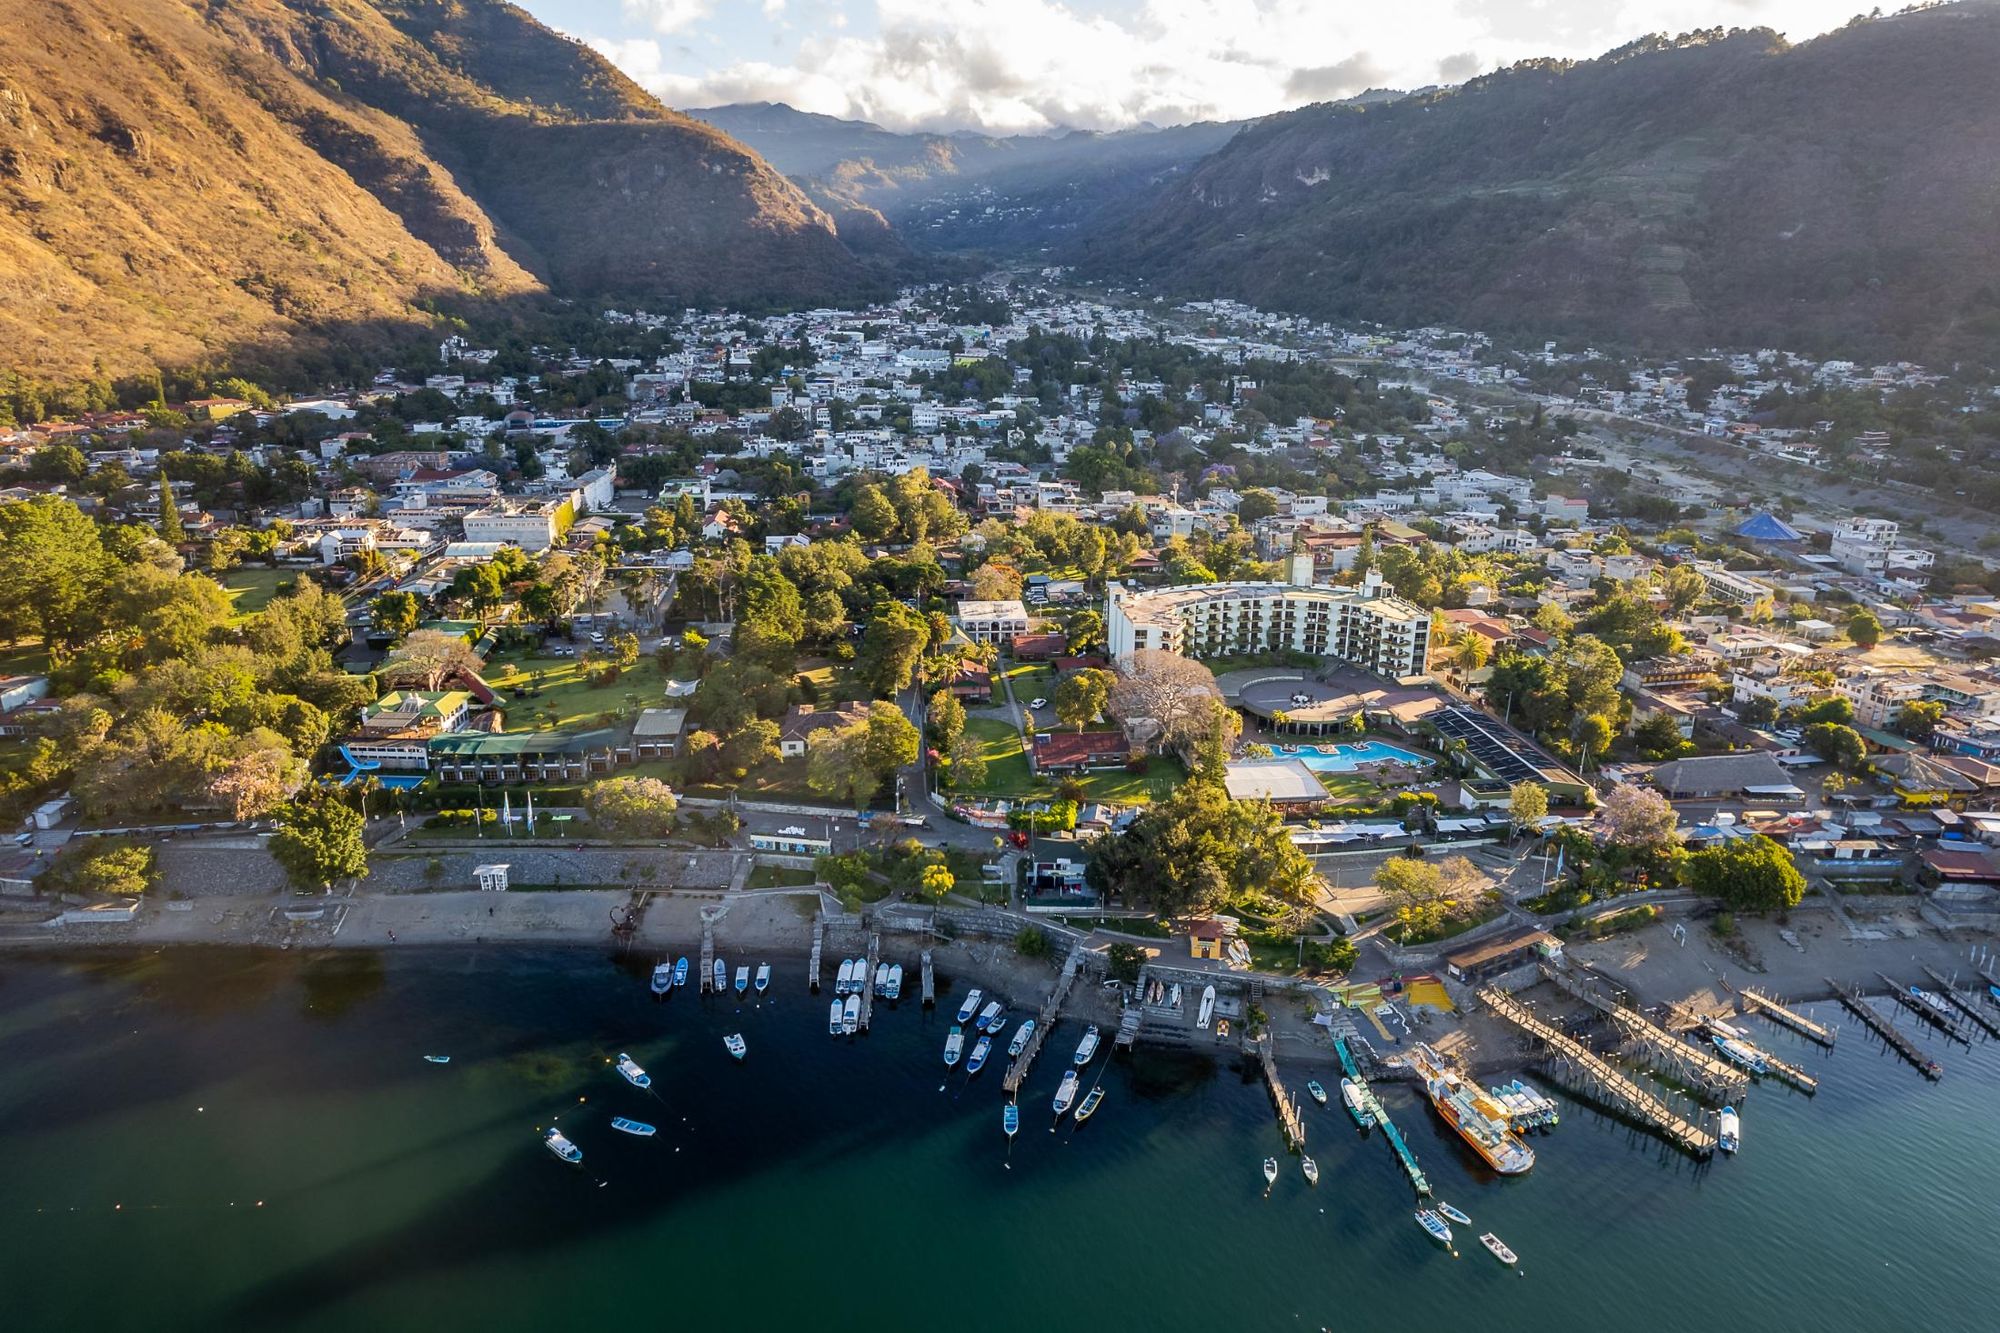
[462,502,564,552]
[955,599,1032,645]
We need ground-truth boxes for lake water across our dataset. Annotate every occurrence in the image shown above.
[2,946,1994,1333]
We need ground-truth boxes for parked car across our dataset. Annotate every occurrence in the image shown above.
[1029,697,1048,709]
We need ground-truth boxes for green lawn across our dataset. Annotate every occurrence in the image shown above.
[0,642,51,678]
[220,566,291,621]
[484,654,668,730]
[1073,756,1182,804]
[952,716,1033,796]
[1309,772,1383,805]
[747,864,818,889]
[1000,662,1057,701]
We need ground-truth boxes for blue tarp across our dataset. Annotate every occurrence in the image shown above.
[1735,511,1806,542]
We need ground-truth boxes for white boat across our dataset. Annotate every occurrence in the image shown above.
[1911,986,1958,1024]
[956,989,984,1024]
[829,999,844,1036]
[985,1017,1008,1044]
[650,962,673,995]
[1008,1020,1036,1057]
[754,963,771,994]
[1306,1080,1328,1106]
[1197,984,1216,1029]
[423,1055,450,1064]
[711,959,727,992]
[943,1024,965,1066]
[1437,1201,1472,1227]
[543,1128,582,1164]
[1169,983,1182,1009]
[672,957,689,988]
[1341,1077,1377,1129]
[1712,1034,1769,1074]
[842,993,860,1035]
[1072,1025,1100,1065]
[615,1053,651,1090]
[874,963,891,995]
[885,964,904,1000]
[1416,1209,1453,1247]
[1479,1232,1518,1266]
[1301,1155,1319,1186]
[835,960,854,995]
[1719,1106,1741,1154]
[967,1034,992,1073]
[1053,1070,1079,1114]
[723,1033,747,1060]
[733,965,750,996]
[1261,1156,1278,1187]
[977,1000,1004,1033]
[1075,1086,1105,1122]
[610,1117,655,1137]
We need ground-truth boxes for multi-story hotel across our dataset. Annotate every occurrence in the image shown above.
[1105,562,1433,679]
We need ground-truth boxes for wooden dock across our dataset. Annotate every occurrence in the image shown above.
[1878,973,1968,1042]
[1255,1036,1306,1151]
[1002,947,1083,1095]
[1480,987,1718,1158]
[699,922,716,994]
[1829,980,1942,1080]
[1737,986,1837,1047]
[920,949,935,1008]
[1919,966,2000,1038]
[1540,961,1747,1103]
[809,917,823,993]
[858,932,881,1033]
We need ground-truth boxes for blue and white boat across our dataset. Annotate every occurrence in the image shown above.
[885,964,903,1001]
[1719,1105,1741,1154]
[943,1024,965,1067]
[672,956,689,988]
[1053,1070,1079,1114]
[1003,1103,1020,1138]
[611,1118,655,1137]
[956,989,984,1024]
[843,992,860,1035]
[1712,1034,1769,1074]
[649,962,672,995]
[734,965,750,996]
[985,1017,1008,1044]
[1341,1077,1376,1129]
[1416,1209,1453,1247]
[1306,1080,1328,1106]
[1072,1025,1100,1065]
[723,1033,747,1061]
[712,959,727,992]
[543,1128,582,1164]
[1437,1202,1472,1227]
[977,1000,1003,1033]
[1008,1019,1036,1057]
[1075,1086,1105,1123]
[829,1000,844,1036]
[966,1034,992,1074]
[755,963,771,995]
[423,1055,450,1064]
[874,962,891,996]
[615,1053,651,1090]
[835,960,855,995]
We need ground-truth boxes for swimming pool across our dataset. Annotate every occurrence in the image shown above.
[1273,740,1434,773]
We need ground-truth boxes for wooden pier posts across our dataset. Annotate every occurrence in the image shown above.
[1003,947,1083,1095]
[699,922,716,994]
[1918,965,2000,1039]
[921,949,936,1008]
[1256,1036,1306,1151]
[1829,980,1942,1080]
[1737,987,1837,1047]
[809,916,824,994]
[859,931,880,1033]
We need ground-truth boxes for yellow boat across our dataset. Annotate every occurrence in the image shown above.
[1409,1043,1534,1175]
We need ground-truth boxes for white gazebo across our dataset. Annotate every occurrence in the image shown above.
[474,863,511,893]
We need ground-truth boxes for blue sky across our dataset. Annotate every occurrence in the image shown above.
[520,1,1863,135]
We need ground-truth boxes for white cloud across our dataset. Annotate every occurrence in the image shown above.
[579,0,1862,134]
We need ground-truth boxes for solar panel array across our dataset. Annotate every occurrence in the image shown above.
[1430,706,1555,784]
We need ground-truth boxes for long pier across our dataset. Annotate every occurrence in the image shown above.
[1737,986,1837,1046]
[1829,980,1942,1080]
[809,917,824,993]
[1479,988,1718,1157]
[1255,1036,1306,1151]
[699,922,716,994]
[1878,972,1968,1042]
[1002,946,1083,1095]
[1374,1112,1431,1197]
[1919,965,2000,1039]
[859,931,880,1033]
[1540,961,1747,1103]
[920,950,936,1008]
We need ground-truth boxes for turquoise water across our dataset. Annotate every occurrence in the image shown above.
[1277,740,1435,772]
[2,947,1995,1333]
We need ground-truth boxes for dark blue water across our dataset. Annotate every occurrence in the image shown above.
[1,947,1992,1332]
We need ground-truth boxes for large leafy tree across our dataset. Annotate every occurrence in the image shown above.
[582,776,679,838]
[856,601,931,697]
[1054,668,1113,733]
[383,629,483,692]
[1085,778,1315,918]
[0,495,110,656]
[1682,834,1806,912]
[271,793,369,890]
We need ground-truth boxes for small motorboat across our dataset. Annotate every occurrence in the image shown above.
[874,962,891,995]
[1479,1232,1518,1266]
[423,1055,451,1064]
[829,1000,844,1036]
[1416,1209,1453,1247]
[1341,1077,1376,1129]
[1072,1025,1100,1065]
[672,956,690,988]
[943,1024,965,1066]
[885,964,903,1000]
[711,959,727,992]
[842,992,860,1035]
[1437,1202,1472,1227]
[1712,1034,1768,1074]
[1911,986,1958,1024]
[1008,1019,1036,1057]
[1197,984,1216,1029]
[834,959,852,995]
[1306,1080,1328,1106]
[611,1117,656,1137]
[1075,1086,1105,1123]
[1261,1157,1278,1188]
[956,989,984,1024]
[1004,1103,1020,1138]
[733,965,750,996]
[755,963,771,995]
[1053,1070,1079,1114]
[967,1034,992,1074]
[1719,1105,1741,1154]
[986,1017,1009,1044]
[543,1128,582,1164]
[615,1053,651,1090]
[1987,982,2000,1006]
[650,962,673,995]
[1301,1155,1319,1186]
[723,1033,747,1061]
[977,1000,1004,1033]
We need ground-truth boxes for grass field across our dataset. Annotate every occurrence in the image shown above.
[953,716,1032,796]
[485,654,667,730]
[0,642,51,678]
[220,566,292,621]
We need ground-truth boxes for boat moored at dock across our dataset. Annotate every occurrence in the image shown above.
[755,963,770,995]
[672,957,689,988]
[712,959,728,993]
[967,1034,992,1074]
[1008,1020,1036,1057]
[1719,1106,1740,1154]
[977,1000,1004,1033]
[1053,1071,1079,1115]
[842,993,860,1035]
[943,1025,965,1067]
[1075,1086,1104,1123]
[615,1053,650,1089]
[885,964,903,1000]
[829,1000,844,1036]
[649,963,672,995]
[1073,1025,1100,1065]
[1437,1202,1471,1227]
[1301,1155,1319,1185]
[956,989,984,1024]
[733,965,750,996]
[1712,1034,1769,1074]
[1340,1077,1376,1129]
[1415,1209,1453,1247]
[1409,1042,1535,1175]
